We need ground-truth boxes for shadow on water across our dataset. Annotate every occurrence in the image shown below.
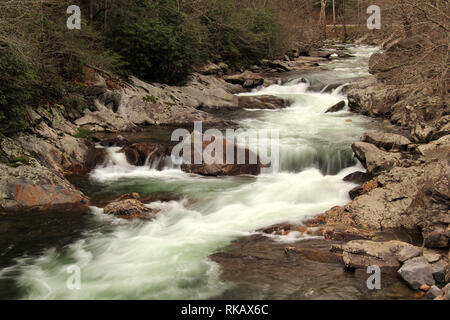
[0,210,94,299]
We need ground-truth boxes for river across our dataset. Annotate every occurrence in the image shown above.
[0,45,391,299]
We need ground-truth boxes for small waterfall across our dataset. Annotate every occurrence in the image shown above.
[279,147,356,175]
[90,147,183,183]
[332,83,350,96]
[103,146,133,168]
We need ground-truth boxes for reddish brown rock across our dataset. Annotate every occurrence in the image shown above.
[180,134,263,176]
[343,171,371,184]
[349,177,379,200]
[121,143,171,167]
[8,181,89,212]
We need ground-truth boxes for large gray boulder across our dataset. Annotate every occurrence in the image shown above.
[398,257,435,289]
[0,158,89,212]
[362,131,411,151]
[179,133,263,176]
[351,142,401,175]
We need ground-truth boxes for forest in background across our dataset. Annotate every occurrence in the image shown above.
[0,0,448,136]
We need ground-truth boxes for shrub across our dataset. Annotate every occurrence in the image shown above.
[0,44,38,136]
[73,128,94,139]
[201,3,283,66]
[108,2,200,85]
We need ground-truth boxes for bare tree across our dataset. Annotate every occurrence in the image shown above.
[319,0,328,38]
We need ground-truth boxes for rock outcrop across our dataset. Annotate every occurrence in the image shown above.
[179,133,263,176]
[75,72,243,132]
[0,150,89,212]
[0,106,102,212]
[104,198,157,219]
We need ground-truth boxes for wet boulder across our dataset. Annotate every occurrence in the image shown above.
[104,199,156,219]
[322,225,375,242]
[325,100,346,113]
[361,131,411,151]
[343,171,372,184]
[348,178,378,200]
[261,59,292,72]
[180,133,263,176]
[308,50,332,59]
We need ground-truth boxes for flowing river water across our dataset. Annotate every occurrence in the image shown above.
[0,45,405,300]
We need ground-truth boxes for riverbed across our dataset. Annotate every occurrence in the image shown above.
[0,45,417,300]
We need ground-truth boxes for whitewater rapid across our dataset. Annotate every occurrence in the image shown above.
[0,45,378,299]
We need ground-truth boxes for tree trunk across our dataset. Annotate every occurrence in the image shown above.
[332,0,338,36]
[319,0,328,39]
[342,0,348,42]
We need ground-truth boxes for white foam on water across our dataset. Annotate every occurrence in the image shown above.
[2,45,378,300]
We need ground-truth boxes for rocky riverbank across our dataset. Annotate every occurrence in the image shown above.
[209,38,449,299]
[0,44,347,214]
[2,40,447,299]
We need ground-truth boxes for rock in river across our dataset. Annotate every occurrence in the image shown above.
[325,100,346,113]
[237,95,289,110]
[180,133,263,176]
[104,199,156,219]
[398,256,436,290]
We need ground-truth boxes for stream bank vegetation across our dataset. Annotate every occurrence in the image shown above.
[0,0,448,137]
[0,0,367,136]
